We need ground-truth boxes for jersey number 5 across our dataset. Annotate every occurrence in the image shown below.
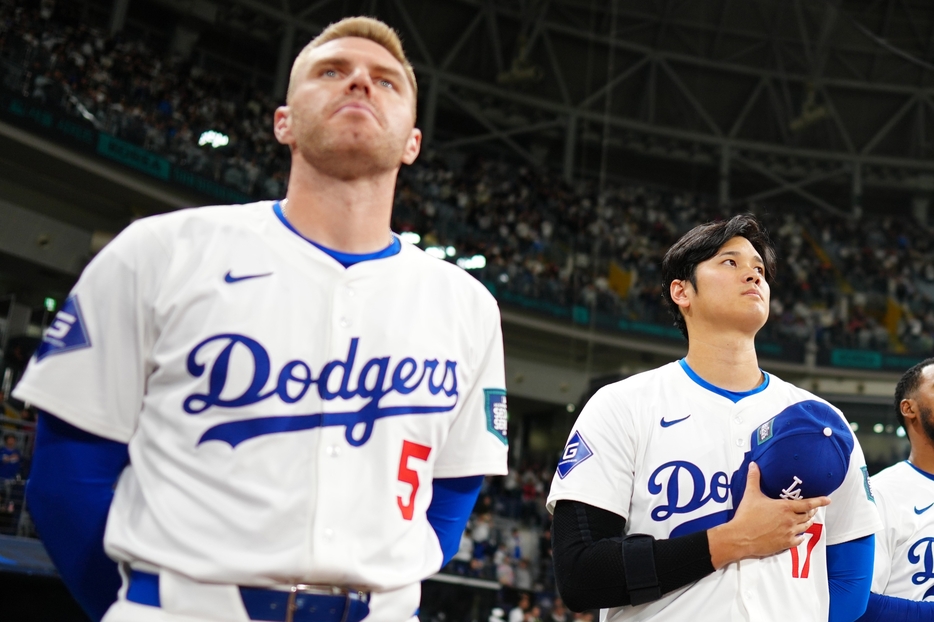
[397,440,432,521]
[790,523,823,579]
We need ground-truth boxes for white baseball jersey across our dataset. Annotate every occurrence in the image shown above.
[14,200,509,621]
[869,460,934,601]
[546,360,881,622]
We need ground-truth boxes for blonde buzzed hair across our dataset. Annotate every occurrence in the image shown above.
[286,16,418,110]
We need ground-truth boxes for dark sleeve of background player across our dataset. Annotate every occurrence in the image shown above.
[551,500,714,612]
[26,411,129,622]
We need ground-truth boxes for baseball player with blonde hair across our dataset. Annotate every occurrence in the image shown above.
[16,16,508,622]
[547,214,882,621]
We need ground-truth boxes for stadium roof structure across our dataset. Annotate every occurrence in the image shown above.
[139,0,934,218]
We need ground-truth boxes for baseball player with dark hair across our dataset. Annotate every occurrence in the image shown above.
[15,16,508,622]
[856,358,934,621]
[547,214,882,621]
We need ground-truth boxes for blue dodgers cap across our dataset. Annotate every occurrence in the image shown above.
[730,400,854,512]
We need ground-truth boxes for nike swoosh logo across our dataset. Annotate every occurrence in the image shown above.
[224,271,272,283]
[661,415,691,428]
[915,503,934,515]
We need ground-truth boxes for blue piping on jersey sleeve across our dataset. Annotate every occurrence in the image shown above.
[427,475,485,567]
[827,535,875,622]
[26,412,129,622]
[855,591,934,622]
[677,358,769,403]
[273,202,401,267]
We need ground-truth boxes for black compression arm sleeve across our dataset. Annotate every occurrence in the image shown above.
[551,500,716,612]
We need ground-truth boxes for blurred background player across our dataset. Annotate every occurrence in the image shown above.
[857,358,934,621]
[0,433,22,507]
[547,214,881,622]
[13,16,508,622]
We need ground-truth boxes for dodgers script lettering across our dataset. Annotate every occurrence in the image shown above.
[648,461,731,521]
[182,334,459,448]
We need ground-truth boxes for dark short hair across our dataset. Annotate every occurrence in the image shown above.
[894,358,934,427]
[661,214,777,340]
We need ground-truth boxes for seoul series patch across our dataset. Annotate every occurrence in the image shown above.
[556,431,593,479]
[756,417,775,445]
[35,296,91,362]
[861,466,875,503]
[484,389,508,445]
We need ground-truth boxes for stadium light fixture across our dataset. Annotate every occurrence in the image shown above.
[873,423,884,434]
[198,130,230,148]
[44,297,56,312]
[425,247,447,260]
[456,255,487,270]
[399,232,421,245]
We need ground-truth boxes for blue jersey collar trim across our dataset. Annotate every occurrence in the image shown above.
[906,461,934,482]
[678,358,770,403]
[273,201,401,268]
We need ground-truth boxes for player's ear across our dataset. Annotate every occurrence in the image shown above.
[273,106,293,145]
[670,279,691,311]
[901,397,918,422]
[401,127,422,165]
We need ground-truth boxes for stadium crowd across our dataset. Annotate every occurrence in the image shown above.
[442,462,570,621]
[395,153,934,356]
[3,0,933,360]
[2,0,934,360]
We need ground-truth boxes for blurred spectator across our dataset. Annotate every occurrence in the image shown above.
[515,558,533,592]
[0,433,21,511]
[0,434,21,480]
[509,593,531,622]
[452,529,474,575]
[510,528,522,560]
[546,598,569,622]
[496,549,515,587]
[472,512,492,558]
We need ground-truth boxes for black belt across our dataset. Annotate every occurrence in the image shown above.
[126,570,370,622]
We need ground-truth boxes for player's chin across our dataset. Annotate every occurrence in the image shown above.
[306,145,403,179]
[725,306,768,333]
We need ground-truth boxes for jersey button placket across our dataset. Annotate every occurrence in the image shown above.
[338,279,357,329]
[729,404,747,453]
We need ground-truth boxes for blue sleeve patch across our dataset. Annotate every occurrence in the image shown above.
[556,431,593,479]
[35,296,92,362]
[484,389,508,445]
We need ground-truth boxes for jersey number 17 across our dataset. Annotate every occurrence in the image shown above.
[790,523,823,579]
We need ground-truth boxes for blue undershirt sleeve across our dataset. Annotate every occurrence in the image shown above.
[855,591,934,621]
[26,411,130,622]
[426,475,485,567]
[827,534,875,622]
